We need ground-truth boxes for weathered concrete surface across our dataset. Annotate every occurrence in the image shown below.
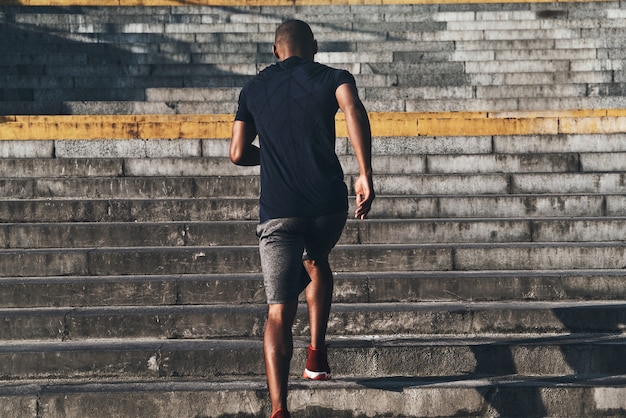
[3,301,626,341]
[2,270,625,310]
[2,335,626,381]
[3,376,626,418]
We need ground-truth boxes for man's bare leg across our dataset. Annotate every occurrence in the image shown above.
[304,258,333,350]
[264,298,298,416]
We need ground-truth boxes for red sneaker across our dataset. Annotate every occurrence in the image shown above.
[270,408,291,418]
[302,344,331,381]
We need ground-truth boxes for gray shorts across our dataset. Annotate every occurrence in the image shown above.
[256,211,347,304]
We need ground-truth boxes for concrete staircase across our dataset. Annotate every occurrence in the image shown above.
[1,2,626,115]
[2,1,626,417]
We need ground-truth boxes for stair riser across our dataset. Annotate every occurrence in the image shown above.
[2,173,626,199]
[0,177,260,199]
[2,272,626,308]
[2,343,625,380]
[2,383,625,418]
[2,194,622,222]
[1,244,625,277]
[3,304,624,340]
[5,134,626,160]
[0,246,452,277]
[4,218,626,249]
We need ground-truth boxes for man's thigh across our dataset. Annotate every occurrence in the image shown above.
[256,212,347,303]
[256,218,309,304]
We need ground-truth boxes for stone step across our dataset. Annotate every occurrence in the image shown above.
[0,44,617,67]
[2,217,626,249]
[2,3,624,117]
[0,149,620,175]
[3,374,626,418]
[1,270,624,309]
[0,152,590,178]
[138,83,626,103]
[1,334,625,381]
[1,193,623,222]
[2,172,626,199]
[20,134,626,159]
[6,95,626,115]
[6,9,616,27]
[2,300,625,340]
[1,242,626,277]
[9,94,626,115]
[10,93,623,116]
[7,19,623,41]
[406,96,626,113]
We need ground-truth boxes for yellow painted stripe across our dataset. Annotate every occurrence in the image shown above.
[2,110,626,140]
[0,0,612,5]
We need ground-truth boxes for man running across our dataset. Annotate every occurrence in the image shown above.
[230,19,374,418]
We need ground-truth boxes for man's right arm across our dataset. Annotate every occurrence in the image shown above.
[336,82,374,219]
[230,120,260,166]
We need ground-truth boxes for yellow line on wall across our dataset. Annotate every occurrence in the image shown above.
[1,110,626,140]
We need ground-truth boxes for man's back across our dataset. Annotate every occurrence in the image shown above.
[236,56,355,222]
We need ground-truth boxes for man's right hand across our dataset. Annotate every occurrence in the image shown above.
[354,173,374,219]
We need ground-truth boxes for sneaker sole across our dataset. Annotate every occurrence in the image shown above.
[303,369,331,381]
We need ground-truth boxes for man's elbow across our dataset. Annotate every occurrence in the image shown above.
[229,143,260,166]
[229,147,244,165]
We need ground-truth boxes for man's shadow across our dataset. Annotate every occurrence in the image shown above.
[0,6,251,116]
[357,303,626,417]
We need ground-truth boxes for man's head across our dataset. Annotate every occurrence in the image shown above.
[273,20,318,61]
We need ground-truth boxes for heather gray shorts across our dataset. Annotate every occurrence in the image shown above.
[256,212,347,304]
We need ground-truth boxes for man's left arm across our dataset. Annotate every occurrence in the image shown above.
[336,82,374,219]
[230,120,260,166]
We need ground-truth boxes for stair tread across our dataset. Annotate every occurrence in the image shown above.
[2,331,625,350]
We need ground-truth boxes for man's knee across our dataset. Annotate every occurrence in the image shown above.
[303,258,333,282]
[267,300,298,324]
[303,258,328,268]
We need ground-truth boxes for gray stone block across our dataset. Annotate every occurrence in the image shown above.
[606,195,626,216]
[406,98,519,112]
[0,141,54,158]
[427,153,579,174]
[144,140,202,158]
[364,86,473,101]
[580,152,626,172]
[532,219,626,242]
[0,158,123,178]
[437,195,604,218]
[476,84,587,100]
[175,101,237,114]
[372,173,508,195]
[448,19,541,32]
[466,60,570,74]
[144,87,239,102]
[494,134,626,154]
[341,155,426,175]
[512,173,626,194]
[484,28,581,41]
[201,139,231,157]
[0,250,88,278]
[124,156,250,177]
[370,136,492,155]
[55,140,148,158]
[455,243,626,270]
[457,39,555,51]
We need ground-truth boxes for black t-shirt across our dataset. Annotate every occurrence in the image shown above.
[235,56,355,222]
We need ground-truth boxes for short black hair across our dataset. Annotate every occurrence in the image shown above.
[274,20,315,49]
